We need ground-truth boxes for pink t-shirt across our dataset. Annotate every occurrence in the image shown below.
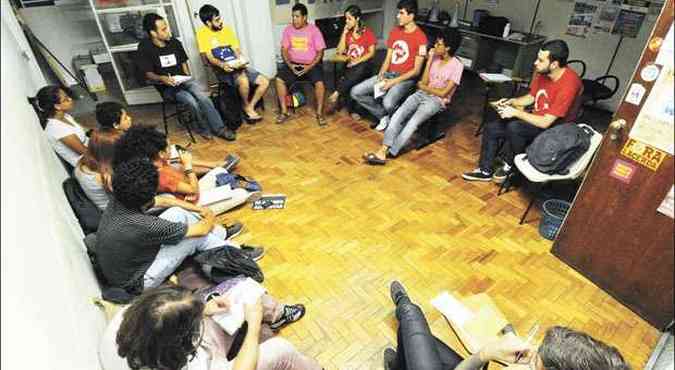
[281,23,326,64]
[427,56,464,105]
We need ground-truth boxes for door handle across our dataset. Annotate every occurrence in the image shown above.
[609,119,626,141]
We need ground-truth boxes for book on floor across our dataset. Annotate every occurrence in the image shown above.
[252,194,287,210]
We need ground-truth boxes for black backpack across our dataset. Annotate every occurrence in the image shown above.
[525,123,592,175]
[63,177,102,234]
[193,245,264,284]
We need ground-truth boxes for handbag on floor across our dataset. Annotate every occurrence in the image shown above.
[194,245,264,284]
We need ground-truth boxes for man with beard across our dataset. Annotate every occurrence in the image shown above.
[196,4,270,123]
[462,40,582,183]
[137,13,235,141]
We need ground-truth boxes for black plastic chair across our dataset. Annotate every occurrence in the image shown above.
[159,91,197,143]
[566,59,587,79]
[581,75,620,107]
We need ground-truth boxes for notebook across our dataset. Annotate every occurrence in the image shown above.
[202,278,266,335]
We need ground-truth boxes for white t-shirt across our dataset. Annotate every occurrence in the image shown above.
[99,308,233,370]
[44,113,89,167]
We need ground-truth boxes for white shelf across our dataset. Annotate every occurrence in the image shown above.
[95,3,172,14]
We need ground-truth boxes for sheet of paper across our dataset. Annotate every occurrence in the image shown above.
[657,186,674,219]
[172,75,193,85]
[655,24,673,68]
[373,81,386,99]
[198,186,234,206]
[431,291,475,327]
[629,66,674,154]
[211,278,266,335]
[479,73,512,83]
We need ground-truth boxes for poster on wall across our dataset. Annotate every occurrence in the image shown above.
[566,1,599,38]
[592,0,622,34]
[629,66,674,155]
[610,0,653,37]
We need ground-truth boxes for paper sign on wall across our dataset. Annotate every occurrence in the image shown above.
[655,24,673,68]
[621,138,667,170]
[657,186,674,219]
[629,66,674,154]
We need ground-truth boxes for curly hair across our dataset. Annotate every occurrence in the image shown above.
[111,157,158,210]
[113,125,167,168]
[116,286,205,370]
[538,326,631,370]
[96,101,126,130]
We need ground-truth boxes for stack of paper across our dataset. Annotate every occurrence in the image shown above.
[210,278,266,335]
[479,73,512,83]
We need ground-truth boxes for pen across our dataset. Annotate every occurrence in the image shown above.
[515,323,539,363]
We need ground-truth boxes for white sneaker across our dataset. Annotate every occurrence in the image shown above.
[375,116,390,131]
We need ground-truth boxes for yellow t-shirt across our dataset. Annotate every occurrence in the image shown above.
[196,25,240,56]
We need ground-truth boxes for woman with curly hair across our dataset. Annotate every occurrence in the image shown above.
[33,85,88,167]
[99,286,320,370]
[114,126,254,214]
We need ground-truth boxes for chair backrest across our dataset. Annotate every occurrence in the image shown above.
[566,59,587,79]
[562,84,585,124]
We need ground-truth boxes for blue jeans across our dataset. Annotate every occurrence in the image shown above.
[383,90,444,156]
[350,73,415,119]
[142,207,234,289]
[162,79,225,136]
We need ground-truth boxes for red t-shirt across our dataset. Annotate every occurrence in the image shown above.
[386,26,428,74]
[346,27,376,60]
[529,67,583,123]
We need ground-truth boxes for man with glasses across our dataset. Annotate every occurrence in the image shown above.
[196,4,270,124]
[384,281,631,370]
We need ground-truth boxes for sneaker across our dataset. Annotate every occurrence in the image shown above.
[269,304,306,330]
[461,168,493,182]
[224,222,244,239]
[217,128,237,141]
[383,348,399,370]
[350,112,362,121]
[389,280,408,305]
[492,164,513,184]
[223,153,240,172]
[375,115,390,131]
[240,244,265,261]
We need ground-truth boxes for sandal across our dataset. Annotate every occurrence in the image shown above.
[276,112,291,124]
[244,112,263,122]
[363,152,386,166]
[316,115,328,127]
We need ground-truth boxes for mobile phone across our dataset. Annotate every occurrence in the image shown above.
[293,64,305,72]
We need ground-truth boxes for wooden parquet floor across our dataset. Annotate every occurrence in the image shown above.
[100,89,658,369]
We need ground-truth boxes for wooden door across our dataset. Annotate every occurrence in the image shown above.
[552,1,674,330]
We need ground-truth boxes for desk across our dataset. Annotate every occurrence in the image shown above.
[417,21,546,80]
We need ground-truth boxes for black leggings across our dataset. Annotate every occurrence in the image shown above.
[395,296,464,370]
[336,61,372,111]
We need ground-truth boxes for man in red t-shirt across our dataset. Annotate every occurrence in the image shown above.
[462,39,582,183]
[350,0,428,130]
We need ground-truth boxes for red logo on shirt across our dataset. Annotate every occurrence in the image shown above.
[535,89,550,112]
[347,44,365,60]
[391,40,410,65]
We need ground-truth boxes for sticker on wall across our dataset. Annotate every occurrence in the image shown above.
[609,159,638,184]
[620,138,667,171]
[625,83,646,105]
[657,186,674,219]
[648,37,663,52]
[640,64,660,82]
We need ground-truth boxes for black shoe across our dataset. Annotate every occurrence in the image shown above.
[224,222,244,239]
[223,153,240,172]
[269,304,306,330]
[240,244,265,261]
[389,280,408,305]
[217,128,237,141]
[461,168,493,182]
[492,165,513,184]
[383,348,399,370]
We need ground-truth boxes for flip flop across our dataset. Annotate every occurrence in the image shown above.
[276,112,291,124]
[363,153,386,166]
[244,112,263,122]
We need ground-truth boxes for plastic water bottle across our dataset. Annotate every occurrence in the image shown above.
[503,22,511,38]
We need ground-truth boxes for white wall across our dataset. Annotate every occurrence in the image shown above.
[1,5,107,370]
